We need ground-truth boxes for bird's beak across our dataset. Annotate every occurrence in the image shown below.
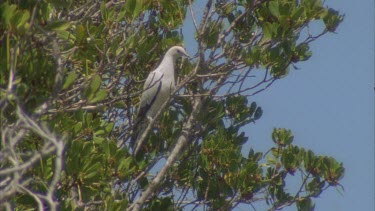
[183,53,190,64]
[183,51,190,58]
[180,51,190,64]
[181,48,190,58]
[184,52,190,59]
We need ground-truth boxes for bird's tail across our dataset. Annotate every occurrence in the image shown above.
[131,117,148,156]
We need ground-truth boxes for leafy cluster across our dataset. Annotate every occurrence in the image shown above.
[0,0,344,210]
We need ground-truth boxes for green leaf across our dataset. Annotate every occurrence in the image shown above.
[75,24,87,45]
[295,43,312,62]
[90,89,107,103]
[73,122,83,134]
[84,75,102,101]
[125,0,143,20]
[254,107,263,120]
[84,163,101,179]
[13,10,30,29]
[269,1,280,18]
[306,177,324,197]
[94,129,105,136]
[116,47,124,56]
[46,21,70,31]
[272,128,293,146]
[296,197,315,211]
[125,0,136,14]
[118,157,132,172]
[57,30,74,43]
[133,0,143,18]
[62,72,76,90]
[105,123,114,133]
[322,8,344,32]
[93,136,105,144]
[262,22,277,38]
[85,113,93,126]
[292,6,305,20]
[100,1,108,22]
[138,176,149,189]
[90,75,101,92]
[1,3,17,26]
[321,157,345,185]
[103,140,110,157]
[117,9,126,21]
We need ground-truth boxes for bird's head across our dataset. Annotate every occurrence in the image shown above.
[167,46,190,60]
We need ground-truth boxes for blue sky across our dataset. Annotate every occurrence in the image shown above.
[247,1,374,210]
[182,1,374,210]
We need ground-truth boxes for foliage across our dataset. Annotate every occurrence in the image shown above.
[0,0,344,210]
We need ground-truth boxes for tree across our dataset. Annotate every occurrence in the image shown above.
[0,0,344,210]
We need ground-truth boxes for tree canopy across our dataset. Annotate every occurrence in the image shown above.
[0,0,344,210]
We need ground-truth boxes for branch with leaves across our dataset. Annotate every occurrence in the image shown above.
[0,0,344,210]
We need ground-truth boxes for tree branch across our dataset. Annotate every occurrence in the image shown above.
[129,96,202,211]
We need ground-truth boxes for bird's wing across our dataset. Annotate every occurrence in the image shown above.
[132,70,163,155]
[137,70,163,119]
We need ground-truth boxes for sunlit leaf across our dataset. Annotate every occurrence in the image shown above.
[46,21,70,31]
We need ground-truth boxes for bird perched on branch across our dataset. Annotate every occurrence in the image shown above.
[132,46,189,156]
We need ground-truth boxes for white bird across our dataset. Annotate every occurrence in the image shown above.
[132,46,189,155]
